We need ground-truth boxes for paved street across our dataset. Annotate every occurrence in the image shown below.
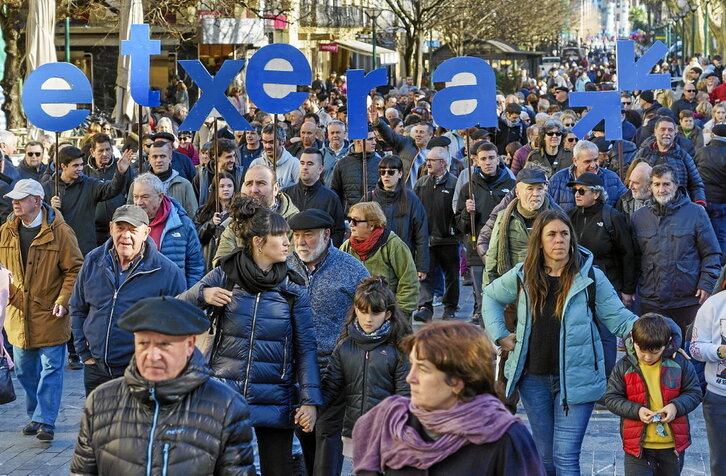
[0,286,713,475]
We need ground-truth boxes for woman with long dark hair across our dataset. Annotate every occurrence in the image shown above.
[523,119,573,178]
[193,171,237,272]
[483,209,638,476]
[179,197,322,476]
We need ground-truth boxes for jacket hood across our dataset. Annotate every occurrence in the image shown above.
[126,348,210,406]
[263,148,295,166]
[167,195,189,218]
[472,163,511,188]
[85,155,116,172]
[649,188,690,216]
[7,202,59,227]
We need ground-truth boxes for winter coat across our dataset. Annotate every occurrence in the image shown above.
[615,191,651,222]
[330,151,382,213]
[283,180,346,247]
[155,197,205,287]
[523,147,573,178]
[373,118,420,180]
[690,291,726,397]
[483,248,637,405]
[548,166,627,212]
[413,172,458,246]
[69,237,186,371]
[239,144,263,168]
[355,414,545,476]
[194,209,229,273]
[70,350,256,476]
[367,184,430,273]
[322,323,409,437]
[287,246,370,371]
[321,141,350,187]
[16,160,47,182]
[288,138,324,159]
[569,202,637,294]
[213,193,299,267]
[0,204,83,349]
[631,190,722,309]
[250,149,300,188]
[671,98,697,119]
[42,170,127,255]
[455,165,515,267]
[193,162,245,206]
[604,327,701,457]
[84,157,137,246]
[340,230,419,315]
[178,267,323,428]
[632,140,706,203]
[678,125,705,152]
[494,116,527,154]
[694,137,726,204]
[170,149,196,183]
[127,170,199,218]
[601,140,638,175]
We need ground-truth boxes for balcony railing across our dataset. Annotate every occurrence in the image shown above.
[300,2,364,28]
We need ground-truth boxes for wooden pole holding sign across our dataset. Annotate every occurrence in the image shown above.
[466,129,476,250]
[54,132,60,199]
[272,114,278,174]
[213,119,220,213]
[361,142,368,203]
[138,104,144,174]
[617,140,625,181]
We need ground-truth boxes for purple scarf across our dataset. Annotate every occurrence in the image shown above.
[352,394,521,472]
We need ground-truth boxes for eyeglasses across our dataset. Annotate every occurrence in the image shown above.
[621,101,632,105]
[144,142,154,148]
[379,168,399,176]
[347,217,369,226]
[566,137,579,143]
[545,131,563,137]
[179,136,191,141]
[684,89,696,93]
[573,188,590,195]
[26,152,42,157]
[425,158,444,163]
[563,123,574,127]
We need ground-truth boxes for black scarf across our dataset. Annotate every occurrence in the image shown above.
[155,167,173,182]
[220,248,303,294]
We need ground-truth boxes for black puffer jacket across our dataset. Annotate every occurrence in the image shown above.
[694,138,726,204]
[178,266,323,428]
[70,350,255,475]
[84,157,136,246]
[569,202,637,294]
[367,183,429,272]
[322,322,409,437]
[330,151,382,213]
[455,165,516,266]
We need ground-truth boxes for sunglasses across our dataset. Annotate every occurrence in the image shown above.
[621,101,632,105]
[144,142,154,148]
[563,123,574,127]
[684,89,696,93]
[179,136,191,141]
[573,188,590,195]
[379,168,399,176]
[26,152,42,157]
[347,217,369,226]
[566,137,579,143]
[546,131,563,137]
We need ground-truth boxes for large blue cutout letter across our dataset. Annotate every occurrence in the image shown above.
[246,44,311,114]
[569,91,623,140]
[178,60,250,131]
[23,63,92,132]
[431,57,497,130]
[346,68,387,140]
[122,24,161,107]
[616,40,670,91]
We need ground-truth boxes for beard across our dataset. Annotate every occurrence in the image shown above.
[654,190,676,205]
[298,236,328,263]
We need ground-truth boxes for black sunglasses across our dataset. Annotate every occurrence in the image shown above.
[573,188,589,195]
[379,168,399,176]
[566,137,579,143]
[347,217,369,226]
[26,152,42,157]
[546,131,563,137]
[621,101,632,105]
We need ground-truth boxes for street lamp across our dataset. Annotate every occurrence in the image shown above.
[365,8,382,69]
[689,2,698,59]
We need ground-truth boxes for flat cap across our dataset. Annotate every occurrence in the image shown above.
[118,297,208,336]
[591,137,612,153]
[713,124,726,137]
[554,86,569,92]
[639,90,654,103]
[288,209,335,230]
[427,136,451,149]
[591,120,605,133]
[516,168,548,184]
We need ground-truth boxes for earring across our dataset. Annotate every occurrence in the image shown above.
[257,247,262,253]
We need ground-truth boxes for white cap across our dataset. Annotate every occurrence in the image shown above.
[4,179,45,200]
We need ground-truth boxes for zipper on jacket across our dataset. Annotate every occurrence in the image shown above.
[361,351,370,416]
[243,294,262,397]
[281,336,289,379]
[561,308,569,416]
[162,443,170,476]
[589,312,599,371]
[146,388,161,476]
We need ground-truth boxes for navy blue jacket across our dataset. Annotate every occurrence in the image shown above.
[633,140,706,203]
[178,267,323,428]
[69,237,186,371]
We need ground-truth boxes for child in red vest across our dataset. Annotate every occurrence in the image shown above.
[604,313,701,475]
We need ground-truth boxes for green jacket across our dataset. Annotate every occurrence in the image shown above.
[484,200,531,286]
[340,230,419,314]
[212,193,299,267]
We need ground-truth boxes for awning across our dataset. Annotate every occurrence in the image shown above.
[335,38,399,66]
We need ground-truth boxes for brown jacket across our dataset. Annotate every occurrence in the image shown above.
[0,204,83,349]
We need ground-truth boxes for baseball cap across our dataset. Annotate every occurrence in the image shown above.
[111,205,149,227]
[567,172,603,188]
[4,179,45,200]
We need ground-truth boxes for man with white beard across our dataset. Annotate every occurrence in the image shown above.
[286,209,369,476]
[616,161,653,221]
[631,163,721,338]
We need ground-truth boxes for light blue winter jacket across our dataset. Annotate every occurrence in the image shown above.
[159,197,205,287]
[482,247,637,407]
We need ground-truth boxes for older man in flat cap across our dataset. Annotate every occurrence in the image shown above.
[71,297,255,475]
[70,205,186,395]
[286,209,369,476]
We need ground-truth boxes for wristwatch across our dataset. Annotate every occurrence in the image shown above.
[718,347,725,359]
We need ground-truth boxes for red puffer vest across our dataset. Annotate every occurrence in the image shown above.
[622,358,690,457]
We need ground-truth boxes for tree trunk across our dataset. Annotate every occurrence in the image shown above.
[403,32,416,81]
[0,7,26,129]
[414,29,424,87]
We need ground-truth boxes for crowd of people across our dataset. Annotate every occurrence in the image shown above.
[0,46,725,476]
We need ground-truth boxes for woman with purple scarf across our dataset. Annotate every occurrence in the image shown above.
[351,321,545,475]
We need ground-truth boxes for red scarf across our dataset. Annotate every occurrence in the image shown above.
[349,227,385,261]
[148,196,172,249]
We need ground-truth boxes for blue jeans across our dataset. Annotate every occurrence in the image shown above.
[707,202,726,254]
[518,373,594,476]
[12,344,65,427]
[702,390,726,476]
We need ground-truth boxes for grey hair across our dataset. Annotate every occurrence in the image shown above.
[328,120,347,131]
[428,146,451,168]
[134,172,164,196]
[0,130,16,146]
[573,139,599,159]
[589,185,608,204]
[385,107,400,119]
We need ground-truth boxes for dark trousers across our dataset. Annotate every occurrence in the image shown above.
[623,448,683,476]
[596,318,617,378]
[255,426,294,476]
[703,390,726,476]
[419,244,460,313]
[639,303,700,342]
[83,362,126,396]
[296,395,345,476]
[67,336,76,355]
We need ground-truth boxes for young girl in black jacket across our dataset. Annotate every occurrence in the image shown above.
[322,275,412,459]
